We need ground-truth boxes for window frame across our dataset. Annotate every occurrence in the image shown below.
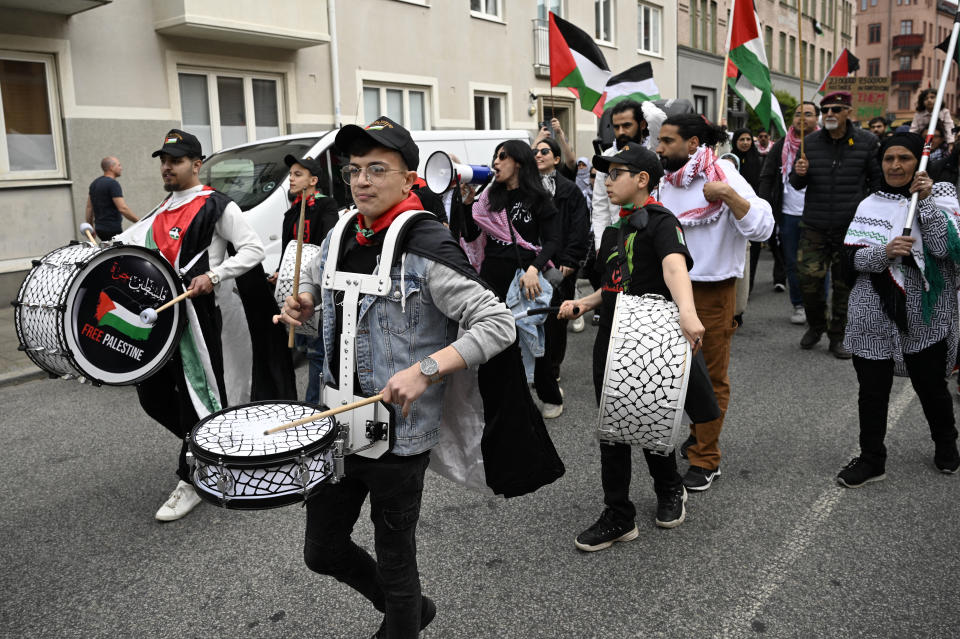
[470,0,503,21]
[176,67,285,154]
[362,82,431,131]
[637,2,663,56]
[472,92,506,130]
[0,50,66,181]
[868,23,881,43]
[594,0,616,46]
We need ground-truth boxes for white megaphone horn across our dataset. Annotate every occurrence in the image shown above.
[423,150,495,194]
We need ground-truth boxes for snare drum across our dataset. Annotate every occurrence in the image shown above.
[14,242,185,385]
[274,240,322,336]
[597,293,691,454]
[188,400,338,509]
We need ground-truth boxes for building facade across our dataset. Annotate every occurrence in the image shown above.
[0,0,676,304]
[677,0,856,129]
[856,0,958,125]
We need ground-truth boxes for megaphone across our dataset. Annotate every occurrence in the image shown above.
[423,150,495,194]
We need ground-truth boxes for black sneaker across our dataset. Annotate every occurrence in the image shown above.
[679,434,696,460]
[574,509,638,552]
[372,596,436,638]
[655,487,687,528]
[829,338,853,360]
[836,457,886,488]
[934,444,960,474]
[801,328,823,349]
[683,465,720,492]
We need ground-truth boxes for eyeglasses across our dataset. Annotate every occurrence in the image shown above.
[535,148,553,156]
[340,164,406,185]
[607,168,638,181]
[822,106,848,114]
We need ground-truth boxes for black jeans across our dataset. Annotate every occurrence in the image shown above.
[544,275,576,380]
[304,451,430,639]
[135,355,199,484]
[593,327,683,524]
[852,340,958,468]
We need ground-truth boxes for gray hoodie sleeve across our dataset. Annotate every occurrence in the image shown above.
[297,234,327,305]
[426,261,516,368]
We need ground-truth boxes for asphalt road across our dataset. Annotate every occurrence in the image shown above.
[2,256,958,639]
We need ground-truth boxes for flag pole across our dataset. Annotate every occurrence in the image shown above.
[798,4,805,157]
[903,6,960,235]
[717,0,735,127]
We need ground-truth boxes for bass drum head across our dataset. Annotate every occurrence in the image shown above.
[63,245,185,385]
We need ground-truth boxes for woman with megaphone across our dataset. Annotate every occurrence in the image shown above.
[459,139,564,418]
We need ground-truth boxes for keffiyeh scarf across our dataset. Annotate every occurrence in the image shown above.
[663,145,727,225]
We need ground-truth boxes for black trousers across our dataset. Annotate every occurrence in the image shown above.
[852,340,958,468]
[136,355,199,484]
[543,274,576,382]
[304,451,430,639]
[749,226,786,293]
[592,327,682,524]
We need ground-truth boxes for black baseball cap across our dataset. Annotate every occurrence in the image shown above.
[334,116,419,170]
[592,143,664,185]
[284,154,323,176]
[151,129,204,159]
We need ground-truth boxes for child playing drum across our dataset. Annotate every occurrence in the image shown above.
[558,144,717,551]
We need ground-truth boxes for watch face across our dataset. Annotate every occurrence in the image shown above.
[420,357,439,376]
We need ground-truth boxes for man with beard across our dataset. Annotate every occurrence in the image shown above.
[868,117,889,140]
[655,114,774,492]
[791,91,881,358]
[754,130,772,157]
[759,102,820,325]
[590,99,666,323]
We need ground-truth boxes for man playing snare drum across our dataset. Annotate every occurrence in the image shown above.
[276,116,515,638]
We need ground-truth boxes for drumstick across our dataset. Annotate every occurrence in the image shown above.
[288,193,308,348]
[139,290,194,325]
[79,223,99,246]
[263,394,384,435]
[513,305,580,319]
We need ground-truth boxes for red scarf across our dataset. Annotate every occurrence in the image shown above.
[355,191,423,245]
[292,191,318,208]
[618,195,662,218]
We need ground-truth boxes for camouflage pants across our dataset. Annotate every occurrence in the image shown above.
[797,223,850,339]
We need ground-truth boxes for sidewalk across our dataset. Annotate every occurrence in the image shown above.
[0,306,47,387]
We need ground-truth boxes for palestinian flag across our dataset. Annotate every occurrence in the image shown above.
[95,290,153,341]
[601,62,661,111]
[816,48,860,94]
[936,31,960,65]
[726,0,786,135]
[811,17,824,36]
[549,11,611,116]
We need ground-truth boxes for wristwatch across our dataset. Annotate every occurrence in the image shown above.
[205,270,221,285]
[419,356,441,383]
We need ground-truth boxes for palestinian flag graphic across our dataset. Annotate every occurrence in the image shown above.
[549,11,611,116]
[95,290,153,341]
[602,62,661,111]
[816,48,860,94]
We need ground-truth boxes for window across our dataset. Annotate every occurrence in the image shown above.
[473,93,504,130]
[860,0,866,9]
[178,70,282,154]
[900,20,912,34]
[789,36,796,75]
[867,57,880,76]
[637,3,662,55]
[537,0,562,19]
[470,0,501,19]
[820,48,826,78]
[693,94,709,116]
[765,26,774,64]
[779,32,787,73]
[0,52,65,179]
[867,23,880,43]
[899,55,912,71]
[363,84,428,131]
[898,90,911,110]
[809,43,816,78]
[710,1,717,52]
[595,0,615,43]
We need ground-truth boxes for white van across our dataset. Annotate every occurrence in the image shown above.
[199,129,530,272]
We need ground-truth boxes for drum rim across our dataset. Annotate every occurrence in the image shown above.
[62,244,186,386]
[189,399,339,466]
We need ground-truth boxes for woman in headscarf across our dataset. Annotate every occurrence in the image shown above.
[837,132,960,488]
[731,128,767,294]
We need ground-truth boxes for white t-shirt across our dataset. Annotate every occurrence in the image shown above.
[782,181,806,217]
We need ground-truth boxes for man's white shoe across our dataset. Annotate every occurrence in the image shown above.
[541,402,563,419]
[155,480,202,522]
[790,305,806,325]
[570,316,585,333]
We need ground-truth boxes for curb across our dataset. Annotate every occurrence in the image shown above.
[0,367,46,389]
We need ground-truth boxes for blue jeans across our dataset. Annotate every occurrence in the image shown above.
[780,214,803,306]
[295,333,324,405]
[304,452,430,639]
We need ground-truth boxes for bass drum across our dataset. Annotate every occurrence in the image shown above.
[274,240,322,337]
[597,293,691,454]
[14,242,186,385]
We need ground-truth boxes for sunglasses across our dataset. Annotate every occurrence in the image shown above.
[496,151,508,161]
[822,105,848,114]
[535,148,553,156]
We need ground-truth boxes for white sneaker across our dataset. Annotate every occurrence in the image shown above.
[790,305,806,325]
[541,402,563,419]
[570,316,585,333]
[155,480,202,522]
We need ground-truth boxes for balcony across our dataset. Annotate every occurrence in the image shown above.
[533,18,550,79]
[892,69,923,84]
[892,33,924,51]
[0,0,110,15]
[152,0,329,49]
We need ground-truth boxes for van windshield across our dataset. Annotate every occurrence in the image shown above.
[199,137,321,210]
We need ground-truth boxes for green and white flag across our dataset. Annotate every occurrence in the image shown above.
[726,0,786,135]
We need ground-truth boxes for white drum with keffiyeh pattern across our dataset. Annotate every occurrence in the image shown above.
[597,293,691,454]
[274,240,322,337]
[188,401,338,509]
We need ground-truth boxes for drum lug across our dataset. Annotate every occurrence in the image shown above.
[365,420,388,443]
[215,458,234,507]
[331,428,346,483]
[31,259,42,267]
[295,453,311,490]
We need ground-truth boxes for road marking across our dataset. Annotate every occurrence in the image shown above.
[717,381,916,639]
